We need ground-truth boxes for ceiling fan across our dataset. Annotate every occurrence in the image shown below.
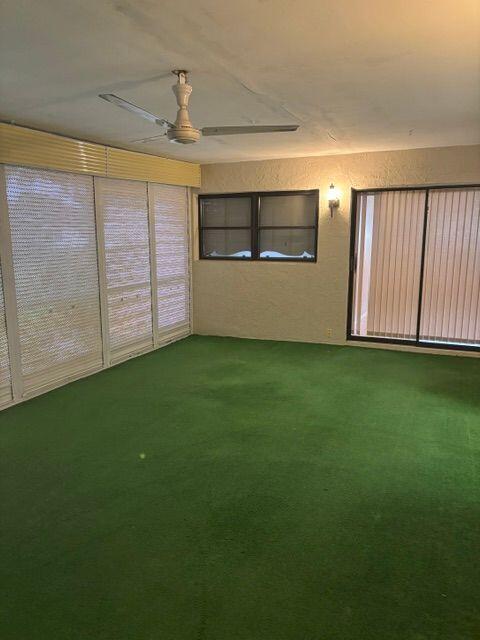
[99,70,299,145]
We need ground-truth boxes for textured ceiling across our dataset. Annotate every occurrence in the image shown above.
[1,0,479,163]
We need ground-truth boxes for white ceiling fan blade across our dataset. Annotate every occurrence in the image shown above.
[130,133,168,143]
[201,124,299,136]
[99,94,173,128]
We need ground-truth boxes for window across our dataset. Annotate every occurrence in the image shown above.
[199,195,253,259]
[348,185,480,351]
[199,190,318,261]
[350,189,425,340]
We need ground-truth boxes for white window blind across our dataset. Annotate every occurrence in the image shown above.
[420,188,480,346]
[95,177,153,363]
[351,190,426,340]
[0,262,12,407]
[5,166,103,394]
[149,183,190,343]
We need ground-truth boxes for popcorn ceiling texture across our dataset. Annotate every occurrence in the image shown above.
[193,144,480,355]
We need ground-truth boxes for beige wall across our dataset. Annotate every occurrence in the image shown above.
[192,144,480,355]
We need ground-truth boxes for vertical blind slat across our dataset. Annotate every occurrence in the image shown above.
[353,194,367,334]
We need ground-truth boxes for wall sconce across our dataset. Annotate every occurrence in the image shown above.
[328,183,340,217]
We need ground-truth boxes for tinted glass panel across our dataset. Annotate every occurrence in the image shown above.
[202,229,251,258]
[259,194,317,227]
[201,197,251,227]
[259,228,316,259]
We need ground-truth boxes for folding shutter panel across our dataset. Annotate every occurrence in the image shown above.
[420,187,480,346]
[95,177,153,363]
[351,190,426,339]
[149,183,190,344]
[5,166,102,395]
[0,262,13,406]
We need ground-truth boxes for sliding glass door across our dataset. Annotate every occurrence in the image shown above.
[419,188,480,346]
[348,185,480,351]
[350,189,426,341]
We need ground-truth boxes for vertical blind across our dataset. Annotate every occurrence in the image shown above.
[351,186,480,348]
[0,165,191,408]
[149,183,190,342]
[5,166,103,394]
[420,188,480,345]
[351,190,426,339]
[95,178,153,363]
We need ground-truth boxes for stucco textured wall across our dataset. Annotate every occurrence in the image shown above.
[193,144,480,352]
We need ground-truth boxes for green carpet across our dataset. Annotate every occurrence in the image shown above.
[1,336,479,640]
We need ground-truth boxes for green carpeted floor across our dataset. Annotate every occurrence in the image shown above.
[1,336,479,640]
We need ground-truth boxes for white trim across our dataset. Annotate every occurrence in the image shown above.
[147,182,160,347]
[189,189,198,334]
[0,334,191,412]
[93,177,111,367]
[346,339,480,358]
[187,187,193,337]
[0,166,24,401]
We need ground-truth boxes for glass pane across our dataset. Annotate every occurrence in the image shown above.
[202,229,251,258]
[259,193,317,227]
[201,197,251,227]
[419,188,480,346]
[350,190,426,340]
[259,228,316,260]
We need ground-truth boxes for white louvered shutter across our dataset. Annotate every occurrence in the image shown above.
[0,261,13,407]
[95,177,153,363]
[149,183,190,344]
[4,166,103,395]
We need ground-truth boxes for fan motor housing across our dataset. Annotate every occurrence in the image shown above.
[167,127,201,144]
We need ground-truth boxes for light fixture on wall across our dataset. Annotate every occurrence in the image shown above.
[328,183,340,217]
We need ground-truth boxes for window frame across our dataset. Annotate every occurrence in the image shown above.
[198,189,319,262]
[346,183,480,354]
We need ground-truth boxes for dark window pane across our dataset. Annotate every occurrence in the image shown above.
[259,228,316,259]
[202,229,251,258]
[201,197,251,227]
[259,193,317,227]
